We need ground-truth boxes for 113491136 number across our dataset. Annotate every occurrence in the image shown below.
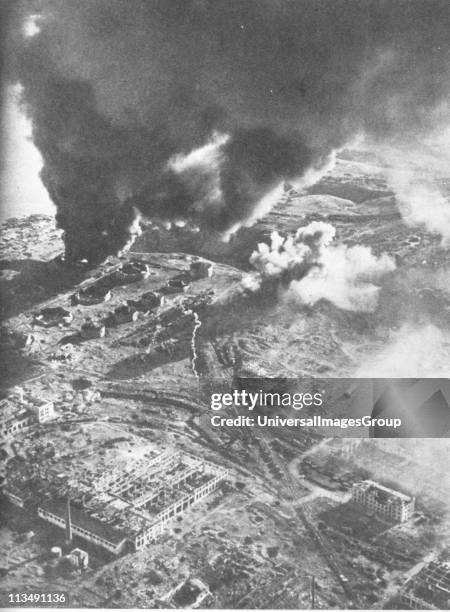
[8,593,67,604]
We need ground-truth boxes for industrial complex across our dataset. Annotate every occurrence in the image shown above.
[4,420,228,556]
[0,222,449,609]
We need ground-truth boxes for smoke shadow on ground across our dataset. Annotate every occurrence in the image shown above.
[306,182,393,204]
[0,258,88,319]
[0,348,44,390]
[106,291,280,380]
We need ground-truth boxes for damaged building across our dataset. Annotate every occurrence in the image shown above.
[352,480,415,523]
[1,397,55,440]
[35,447,228,555]
[400,557,450,609]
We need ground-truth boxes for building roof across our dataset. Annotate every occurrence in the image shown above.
[39,499,129,545]
[407,560,450,608]
[354,480,413,502]
[417,561,450,592]
[5,479,32,499]
[1,408,30,426]
[30,398,53,407]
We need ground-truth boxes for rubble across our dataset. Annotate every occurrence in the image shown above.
[2,213,448,609]
[400,554,450,609]
[67,547,89,569]
[5,429,230,556]
[169,577,211,608]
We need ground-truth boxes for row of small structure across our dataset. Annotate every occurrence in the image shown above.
[30,259,213,339]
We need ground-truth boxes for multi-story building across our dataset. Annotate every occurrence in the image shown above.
[1,409,32,439]
[1,398,55,441]
[351,480,415,522]
[28,399,55,423]
[3,480,30,508]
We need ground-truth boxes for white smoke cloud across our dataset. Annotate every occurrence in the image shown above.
[250,221,395,312]
[240,273,262,293]
[223,182,286,241]
[230,151,338,239]
[375,137,450,244]
[230,152,338,239]
[356,324,450,377]
[289,243,396,312]
[167,131,229,218]
[23,14,43,38]
[388,169,450,244]
[250,221,335,277]
[167,135,336,242]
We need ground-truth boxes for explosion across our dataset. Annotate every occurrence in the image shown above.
[4,0,450,262]
[249,222,396,312]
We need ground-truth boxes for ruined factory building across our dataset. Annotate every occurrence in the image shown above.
[35,448,229,555]
[400,557,450,610]
[38,500,129,555]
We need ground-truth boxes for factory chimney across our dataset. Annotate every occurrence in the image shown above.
[65,495,73,545]
[310,575,315,609]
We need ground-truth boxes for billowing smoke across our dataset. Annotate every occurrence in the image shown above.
[5,0,450,262]
[249,222,396,312]
[393,178,450,244]
[356,324,450,377]
[376,139,450,244]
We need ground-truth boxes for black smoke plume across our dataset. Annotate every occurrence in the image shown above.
[5,0,450,262]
